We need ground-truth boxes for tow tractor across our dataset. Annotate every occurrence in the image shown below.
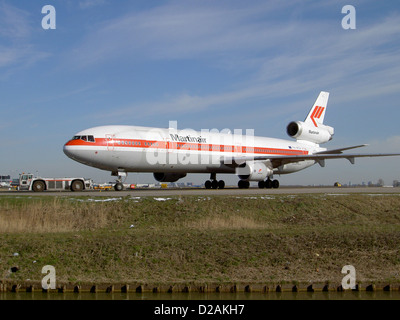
[18,173,93,192]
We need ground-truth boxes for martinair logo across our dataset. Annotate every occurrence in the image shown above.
[170,134,207,144]
[310,106,325,127]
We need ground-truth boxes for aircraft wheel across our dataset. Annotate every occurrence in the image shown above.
[211,180,218,189]
[258,181,265,189]
[114,182,124,191]
[265,179,272,189]
[205,180,212,189]
[218,180,225,189]
[238,180,250,189]
[272,179,280,189]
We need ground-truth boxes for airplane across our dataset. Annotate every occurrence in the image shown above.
[63,91,400,191]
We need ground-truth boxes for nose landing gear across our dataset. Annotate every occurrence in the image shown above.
[112,171,127,191]
[114,182,124,191]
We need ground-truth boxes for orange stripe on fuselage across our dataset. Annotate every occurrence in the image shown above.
[65,138,309,156]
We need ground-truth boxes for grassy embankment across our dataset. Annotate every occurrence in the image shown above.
[0,193,400,290]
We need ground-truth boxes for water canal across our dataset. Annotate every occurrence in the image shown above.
[1,290,400,300]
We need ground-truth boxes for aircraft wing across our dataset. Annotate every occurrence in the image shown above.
[315,144,368,154]
[222,149,400,168]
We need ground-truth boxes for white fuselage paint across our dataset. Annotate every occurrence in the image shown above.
[63,125,322,176]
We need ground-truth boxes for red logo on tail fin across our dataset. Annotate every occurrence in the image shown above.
[310,106,325,127]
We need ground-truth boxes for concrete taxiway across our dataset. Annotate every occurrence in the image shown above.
[1,186,399,197]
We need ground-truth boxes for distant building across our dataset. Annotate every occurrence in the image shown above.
[0,175,11,182]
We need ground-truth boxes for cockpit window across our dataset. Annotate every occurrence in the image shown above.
[72,135,96,142]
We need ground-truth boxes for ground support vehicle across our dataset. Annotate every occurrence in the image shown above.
[18,173,92,192]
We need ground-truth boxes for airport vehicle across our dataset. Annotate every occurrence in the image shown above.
[18,173,92,192]
[93,183,113,191]
[0,181,10,188]
[0,175,11,188]
[10,179,19,189]
[63,91,400,191]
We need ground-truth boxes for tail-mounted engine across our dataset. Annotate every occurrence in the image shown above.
[236,161,273,181]
[287,121,334,144]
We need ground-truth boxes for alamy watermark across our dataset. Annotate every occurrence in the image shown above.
[38,264,358,291]
[144,121,255,166]
[341,265,357,289]
[41,265,56,290]
[41,5,56,30]
[342,5,356,30]
[41,5,356,31]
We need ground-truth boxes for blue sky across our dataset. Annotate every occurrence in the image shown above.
[1,0,400,186]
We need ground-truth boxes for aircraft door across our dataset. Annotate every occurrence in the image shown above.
[106,134,115,151]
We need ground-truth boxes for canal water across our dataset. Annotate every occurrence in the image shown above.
[1,290,400,300]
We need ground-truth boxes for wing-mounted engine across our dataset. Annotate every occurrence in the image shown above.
[236,161,273,181]
[153,172,187,182]
[287,121,334,144]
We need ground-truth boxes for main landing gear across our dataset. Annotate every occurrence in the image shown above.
[237,178,280,189]
[238,180,250,189]
[205,173,225,189]
[257,178,279,189]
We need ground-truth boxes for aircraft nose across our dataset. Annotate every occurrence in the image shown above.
[63,137,98,167]
[63,139,88,163]
[63,140,77,160]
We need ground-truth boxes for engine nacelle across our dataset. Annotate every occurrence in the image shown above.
[287,121,334,144]
[153,172,187,183]
[236,161,273,181]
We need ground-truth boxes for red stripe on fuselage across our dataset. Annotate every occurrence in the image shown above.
[65,138,309,156]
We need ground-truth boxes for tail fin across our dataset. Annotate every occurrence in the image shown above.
[304,91,329,127]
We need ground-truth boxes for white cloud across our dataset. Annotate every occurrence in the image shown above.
[0,2,32,39]
[71,1,298,65]
[0,3,50,75]
[71,1,400,125]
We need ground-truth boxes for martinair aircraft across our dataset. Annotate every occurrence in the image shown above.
[64,91,399,191]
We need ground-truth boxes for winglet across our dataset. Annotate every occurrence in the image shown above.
[304,91,330,127]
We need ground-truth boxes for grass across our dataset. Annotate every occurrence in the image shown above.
[0,193,400,287]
